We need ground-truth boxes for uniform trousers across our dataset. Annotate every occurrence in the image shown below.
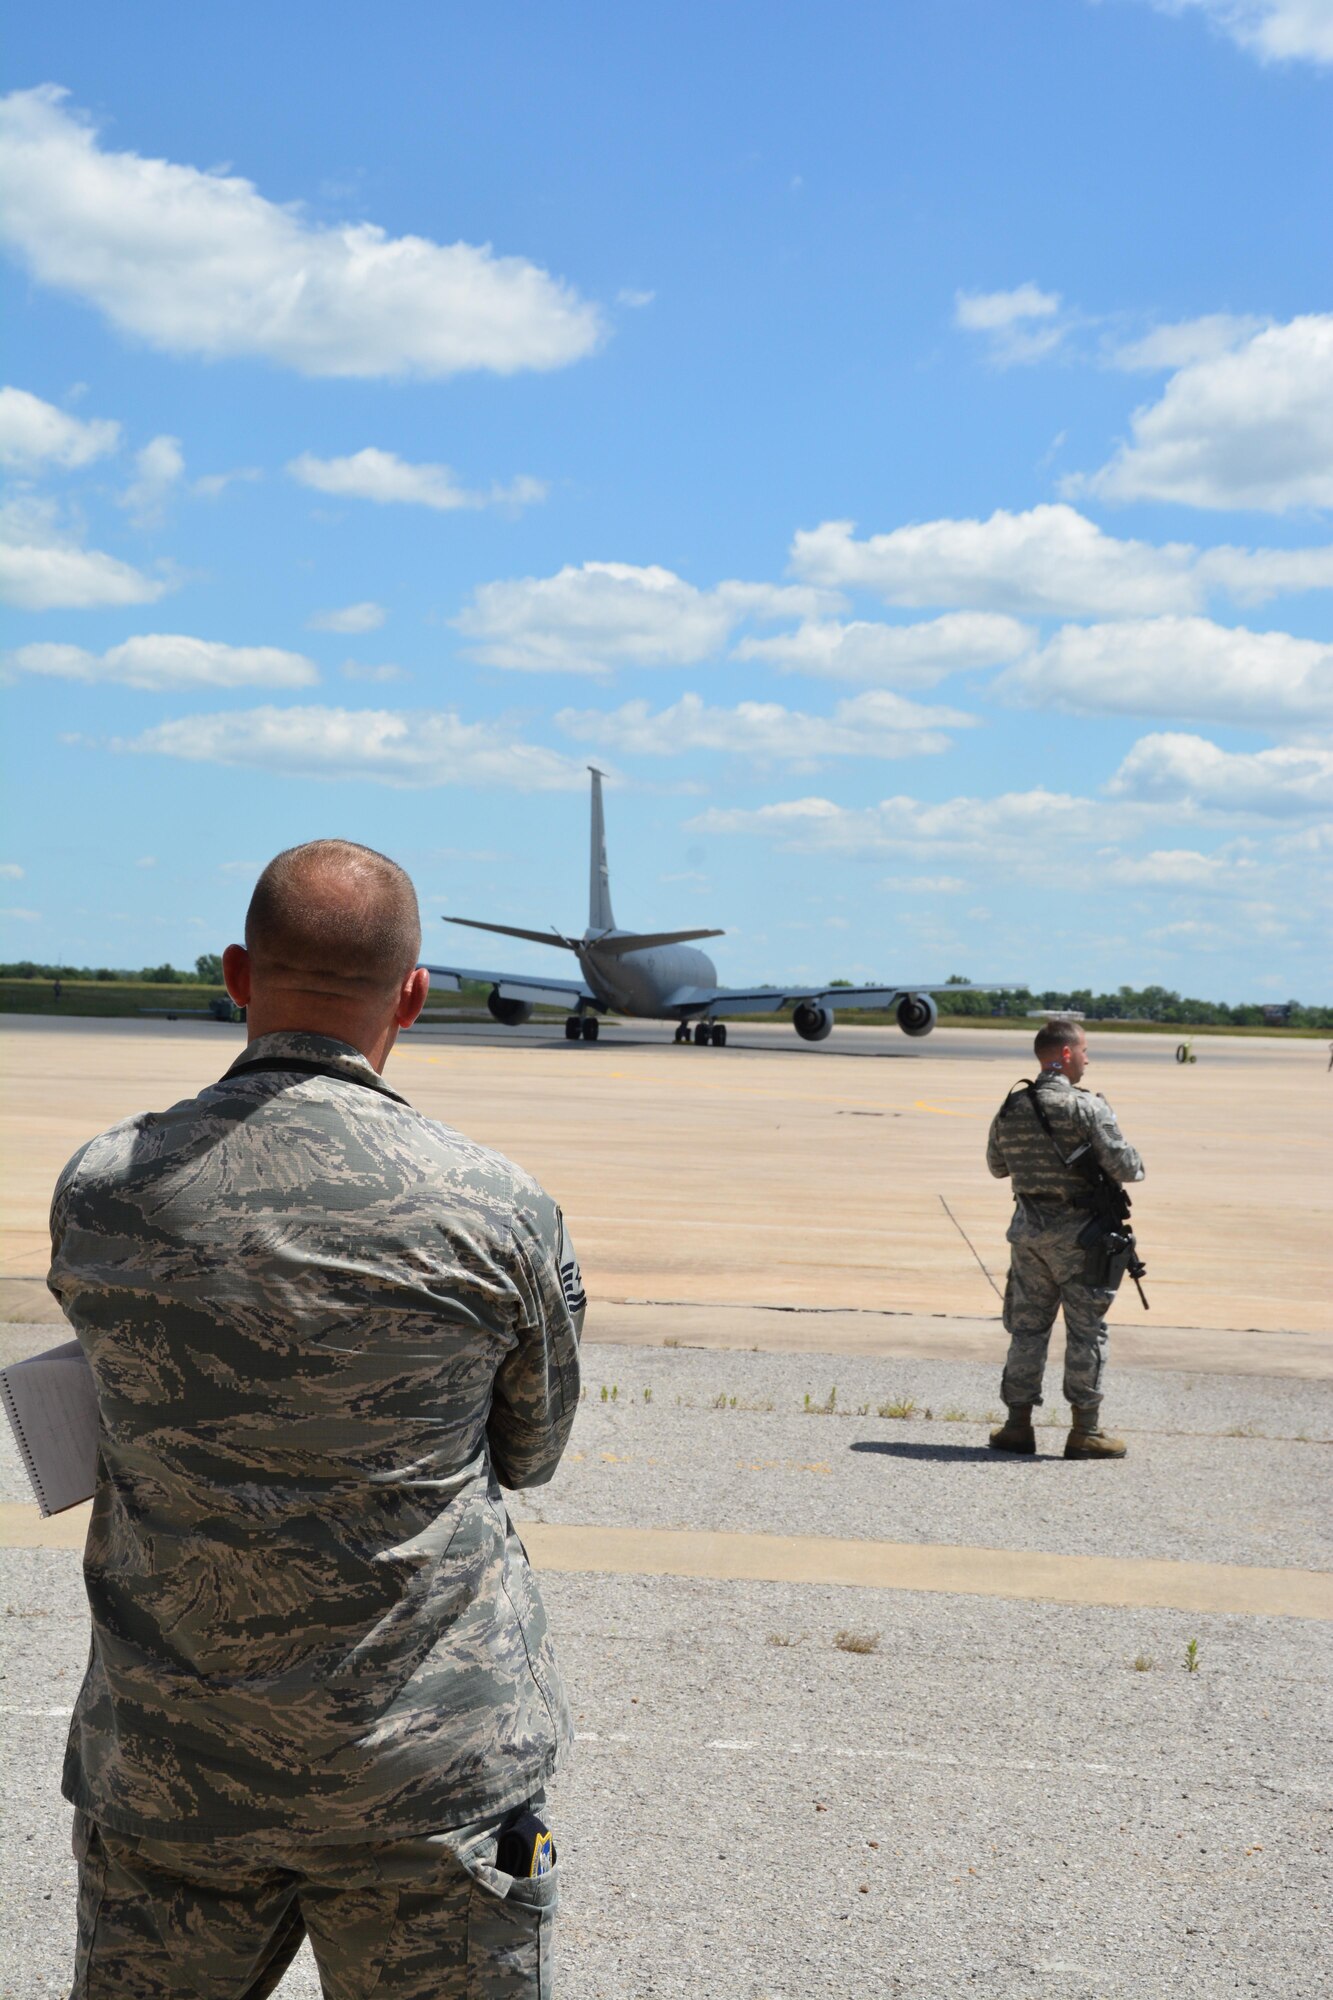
[69,1798,556,2000]
[1000,1217,1118,1411]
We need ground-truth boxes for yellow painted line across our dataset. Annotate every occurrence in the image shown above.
[12,1507,1327,1620]
[914,1099,968,1117]
[517,1522,1333,1622]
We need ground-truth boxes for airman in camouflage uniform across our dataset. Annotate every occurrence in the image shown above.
[985,1018,1143,1460]
[49,839,582,1997]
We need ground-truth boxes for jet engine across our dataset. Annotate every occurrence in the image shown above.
[487,989,533,1027]
[793,1001,835,1042]
[896,992,938,1038]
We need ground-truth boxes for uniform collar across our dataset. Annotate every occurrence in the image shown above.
[222,1031,410,1104]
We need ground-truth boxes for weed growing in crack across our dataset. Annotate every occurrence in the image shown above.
[834,1630,880,1655]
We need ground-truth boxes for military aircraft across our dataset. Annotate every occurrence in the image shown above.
[423,769,995,1045]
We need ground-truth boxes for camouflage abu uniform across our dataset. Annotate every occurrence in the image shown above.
[49,1031,583,1998]
[986,1070,1144,1413]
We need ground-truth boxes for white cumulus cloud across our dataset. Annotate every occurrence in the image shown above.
[120,434,184,525]
[121,705,590,790]
[733,612,1032,687]
[1101,847,1253,889]
[790,506,1199,617]
[0,862,24,879]
[1151,1,1333,65]
[0,498,168,610]
[0,86,604,378]
[1108,732,1333,816]
[954,283,1066,364]
[1080,315,1333,511]
[879,874,968,893]
[1108,313,1269,371]
[556,689,974,763]
[997,615,1333,726]
[0,385,119,469]
[1194,543,1333,601]
[8,634,318,689]
[289,448,545,512]
[307,601,387,634]
[455,561,832,673]
[689,788,1107,860]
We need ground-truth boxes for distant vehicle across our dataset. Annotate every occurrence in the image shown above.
[139,996,244,1023]
[424,768,997,1046]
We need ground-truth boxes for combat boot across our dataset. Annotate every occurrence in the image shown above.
[1064,1407,1127,1459]
[988,1404,1036,1454]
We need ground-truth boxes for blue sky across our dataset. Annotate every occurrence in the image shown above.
[2,0,1331,999]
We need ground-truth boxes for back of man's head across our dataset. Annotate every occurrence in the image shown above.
[1033,1016,1084,1062]
[245,839,421,1005]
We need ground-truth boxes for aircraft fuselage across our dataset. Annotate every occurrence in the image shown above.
[575,935,717,1018]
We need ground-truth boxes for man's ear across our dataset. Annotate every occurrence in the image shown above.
[222,943,251,1006]
[396,965,430,1029]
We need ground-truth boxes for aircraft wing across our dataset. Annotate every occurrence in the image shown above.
[422,961,595,1008]
[662,980,1000,1016]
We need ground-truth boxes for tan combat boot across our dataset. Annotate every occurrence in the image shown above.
[1064,1407,1127,1459]
[989,1404,1036,1454]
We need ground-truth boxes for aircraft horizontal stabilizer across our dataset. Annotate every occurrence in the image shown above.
[444,916,577,950]
[595,927,724,956]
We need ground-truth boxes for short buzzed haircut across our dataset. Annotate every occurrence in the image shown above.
[245,840,421,996]
[1034,1016,1085,1060]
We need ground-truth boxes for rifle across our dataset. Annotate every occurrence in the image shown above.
[1005,1082,1149,1309]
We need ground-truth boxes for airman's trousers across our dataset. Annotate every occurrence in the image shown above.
[1000,1216,1118,1411]
[69,1797,557,2000]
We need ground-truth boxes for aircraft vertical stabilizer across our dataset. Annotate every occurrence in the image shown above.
[588,766,616,932]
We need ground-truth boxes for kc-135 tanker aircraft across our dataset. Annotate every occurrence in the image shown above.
[424,769,994,1045]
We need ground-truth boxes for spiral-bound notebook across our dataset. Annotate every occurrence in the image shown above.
[0,1339,98,1517]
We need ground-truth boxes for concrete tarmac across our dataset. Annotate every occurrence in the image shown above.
[1,1016,1330,1996]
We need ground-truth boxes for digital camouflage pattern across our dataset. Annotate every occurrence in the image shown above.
[71,1801,557,2000]
[48,1031,583,1844]
[986,1071,1144,1410]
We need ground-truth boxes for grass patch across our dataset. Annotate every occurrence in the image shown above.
[834,1630,881,1655]
[878,1396,916,1419]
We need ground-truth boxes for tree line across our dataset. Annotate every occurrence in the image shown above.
[3,959,1330,1028]
[1,955,225,986]
[933,977,1333,1030]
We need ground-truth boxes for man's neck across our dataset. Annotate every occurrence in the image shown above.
[244,1011,396,1074]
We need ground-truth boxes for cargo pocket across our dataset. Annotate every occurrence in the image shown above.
[465,1864,557,2000]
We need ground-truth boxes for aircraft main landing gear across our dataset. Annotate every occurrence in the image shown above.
[581,1015,600,1042]
[565,1016,581,1041]
[673,1023,690,1043]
